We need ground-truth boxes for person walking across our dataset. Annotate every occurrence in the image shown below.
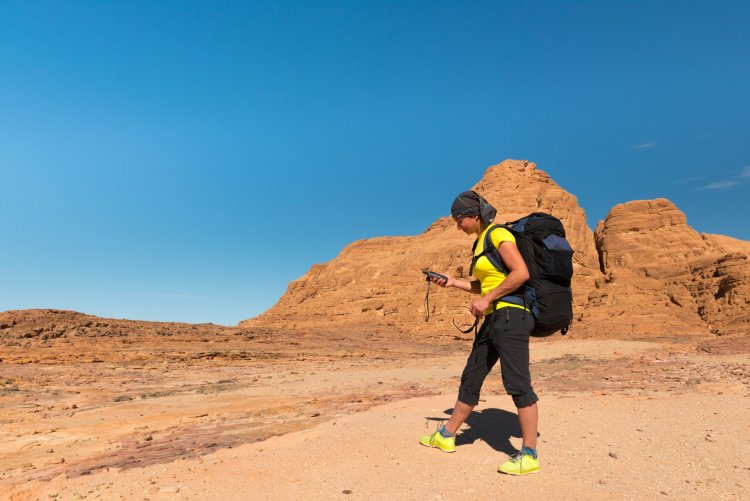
[419,190,540,475]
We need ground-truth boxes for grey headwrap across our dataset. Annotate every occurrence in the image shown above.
[450,190,497,225]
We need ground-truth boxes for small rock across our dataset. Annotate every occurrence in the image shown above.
[160,485,180,493]
[608,452,618,459]
[343,490,352,494]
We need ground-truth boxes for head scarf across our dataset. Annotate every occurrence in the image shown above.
[450,190,497,224]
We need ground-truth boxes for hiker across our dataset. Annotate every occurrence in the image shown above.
[419,190,540,476]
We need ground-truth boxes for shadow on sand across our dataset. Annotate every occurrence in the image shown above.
[441,407,522,455]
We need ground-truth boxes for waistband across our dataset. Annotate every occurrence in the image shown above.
[484,294,530,316]
[485,303,530,319]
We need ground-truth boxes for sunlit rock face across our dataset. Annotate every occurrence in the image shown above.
[588,199,750,337]
[241,160,749,338]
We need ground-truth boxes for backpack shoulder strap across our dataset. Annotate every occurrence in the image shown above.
[469,224,509,275]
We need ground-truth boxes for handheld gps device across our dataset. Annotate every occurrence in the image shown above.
[422,270,448,282]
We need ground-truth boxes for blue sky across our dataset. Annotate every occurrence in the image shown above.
[2,1,748,325]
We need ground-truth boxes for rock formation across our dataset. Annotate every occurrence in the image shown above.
[240,160,596,333]
[0,308,236,344]
[3,160,747,340]
[241,160,750,338]
[585,199,750,336]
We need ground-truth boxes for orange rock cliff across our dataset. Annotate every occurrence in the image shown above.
[241,160,750,338]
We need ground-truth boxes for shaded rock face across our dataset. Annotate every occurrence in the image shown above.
[241,160,750,338]
[589,199,750,336]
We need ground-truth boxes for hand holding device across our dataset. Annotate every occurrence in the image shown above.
[422,270,448,282]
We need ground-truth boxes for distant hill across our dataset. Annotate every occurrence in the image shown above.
[0,308,234,341]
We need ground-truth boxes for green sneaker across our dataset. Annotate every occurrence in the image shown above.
[418,427,456,453]
[498,451,540,475]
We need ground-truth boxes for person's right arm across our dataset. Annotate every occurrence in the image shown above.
[428,275,481,294]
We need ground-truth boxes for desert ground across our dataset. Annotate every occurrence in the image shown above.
[1,319,748,500]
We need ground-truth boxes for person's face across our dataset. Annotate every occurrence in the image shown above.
[454,215,480,234]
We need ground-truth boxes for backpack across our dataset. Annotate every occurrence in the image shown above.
[470,212,574,337]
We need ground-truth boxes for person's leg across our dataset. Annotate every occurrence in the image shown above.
[517,401,538,449]
[420,318,497,451]
[444,400,474,435]
[493,308,538,448]
[452,320,498,431]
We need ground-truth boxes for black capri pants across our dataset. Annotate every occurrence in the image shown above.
[457,306,538,408]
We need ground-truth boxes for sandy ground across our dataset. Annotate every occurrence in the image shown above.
[1,332,748,500]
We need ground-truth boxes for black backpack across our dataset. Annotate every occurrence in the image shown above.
[470,212,574,337]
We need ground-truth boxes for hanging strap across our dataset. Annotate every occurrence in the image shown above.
[452,315,479,334]
[423,279,431,321]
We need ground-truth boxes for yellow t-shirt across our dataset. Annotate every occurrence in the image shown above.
[472,225,528,315]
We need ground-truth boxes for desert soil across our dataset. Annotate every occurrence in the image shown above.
[1,328,748,500]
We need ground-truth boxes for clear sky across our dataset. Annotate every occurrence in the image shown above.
[2,1,749,325]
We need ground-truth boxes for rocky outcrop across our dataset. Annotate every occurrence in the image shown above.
[242,161,750,339]
[0,309,235,341]
[241,160,602,333]
[5,160,746,341]
[585,199,750,336]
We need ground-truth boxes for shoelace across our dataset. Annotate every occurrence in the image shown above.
[508,451,525,463]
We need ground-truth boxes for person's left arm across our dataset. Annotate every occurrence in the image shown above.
[469,240,530,316]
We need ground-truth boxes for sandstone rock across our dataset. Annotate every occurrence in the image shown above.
[588,199,750,337]
[241,160,601,333]
[241,161,749,339]
[0,309,237,342]
[2,160,747,341]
